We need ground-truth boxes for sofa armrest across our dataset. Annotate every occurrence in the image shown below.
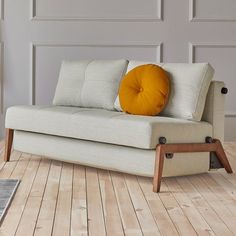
[202,81,226,141]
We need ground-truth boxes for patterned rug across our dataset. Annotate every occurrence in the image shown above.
[0,179,20,223]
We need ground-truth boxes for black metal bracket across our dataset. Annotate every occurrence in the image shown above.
[159,136,166,144]
[205,136,224,169]
[158,137,174,159]
[221,87,228,94]
[165,153,174,159]
[205,136,213,143]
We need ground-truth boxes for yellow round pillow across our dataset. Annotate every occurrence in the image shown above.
[119,64,170,116]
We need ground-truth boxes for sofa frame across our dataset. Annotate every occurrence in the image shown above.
[153,137,232,192]
[4,128,232,193]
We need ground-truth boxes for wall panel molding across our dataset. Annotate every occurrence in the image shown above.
[30,42,162,105]
[189,43,236,117]
[226,113,236,117]
[189,0,236,22]
[0,0,4,20]
[31,0,162,21]
[189,43,236,63]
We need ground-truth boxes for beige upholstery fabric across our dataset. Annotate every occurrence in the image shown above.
[53,60,128,110]
[13,130,210,177]
[6,105,212,149]
[202,81,225,141]
[115,61,214,121]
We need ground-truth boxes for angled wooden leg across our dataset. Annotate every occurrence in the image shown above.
[4,129,14,162]
[214,139,233,173]
[152,138,233,193]
[153,145,165,193]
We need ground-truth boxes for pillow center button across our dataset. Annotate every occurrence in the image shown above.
[139,87,144,92]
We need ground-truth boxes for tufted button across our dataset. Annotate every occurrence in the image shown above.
[139,87,144,92]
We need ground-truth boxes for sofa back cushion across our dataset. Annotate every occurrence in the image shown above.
[122,61,214,121]
[53,59,128,110]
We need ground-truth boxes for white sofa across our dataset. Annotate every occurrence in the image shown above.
[4,60,232,192]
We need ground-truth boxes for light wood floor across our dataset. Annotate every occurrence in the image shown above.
[0,141,236,236]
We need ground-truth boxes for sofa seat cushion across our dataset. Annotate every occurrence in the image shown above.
[6,105,213,149]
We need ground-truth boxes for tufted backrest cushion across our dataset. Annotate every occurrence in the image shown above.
[115,61,214,121]
[53,59,128,110]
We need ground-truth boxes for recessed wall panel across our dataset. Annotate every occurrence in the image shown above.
[191,45,236,115]
[32,44,161,105]
[192,0,236,21]
[33,0,161,20]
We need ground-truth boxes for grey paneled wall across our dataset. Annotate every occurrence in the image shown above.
[0,0,236,140]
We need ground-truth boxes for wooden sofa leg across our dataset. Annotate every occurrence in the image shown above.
[153,145,165,193]
[152,139,233,193]
[214,139,233,173]
[4,129,14,162]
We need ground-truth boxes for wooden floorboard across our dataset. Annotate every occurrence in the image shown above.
[52,162,73,236]
[71,165,88,236]
[98,169,124,236]
[0,142,235,236]
[86,167,106,236]
[124,174,161,235]
[111,172,143,236]
[176,176,233,236]
[34,161,62,236]
[165,177,215,235]
[15,159,51,236]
